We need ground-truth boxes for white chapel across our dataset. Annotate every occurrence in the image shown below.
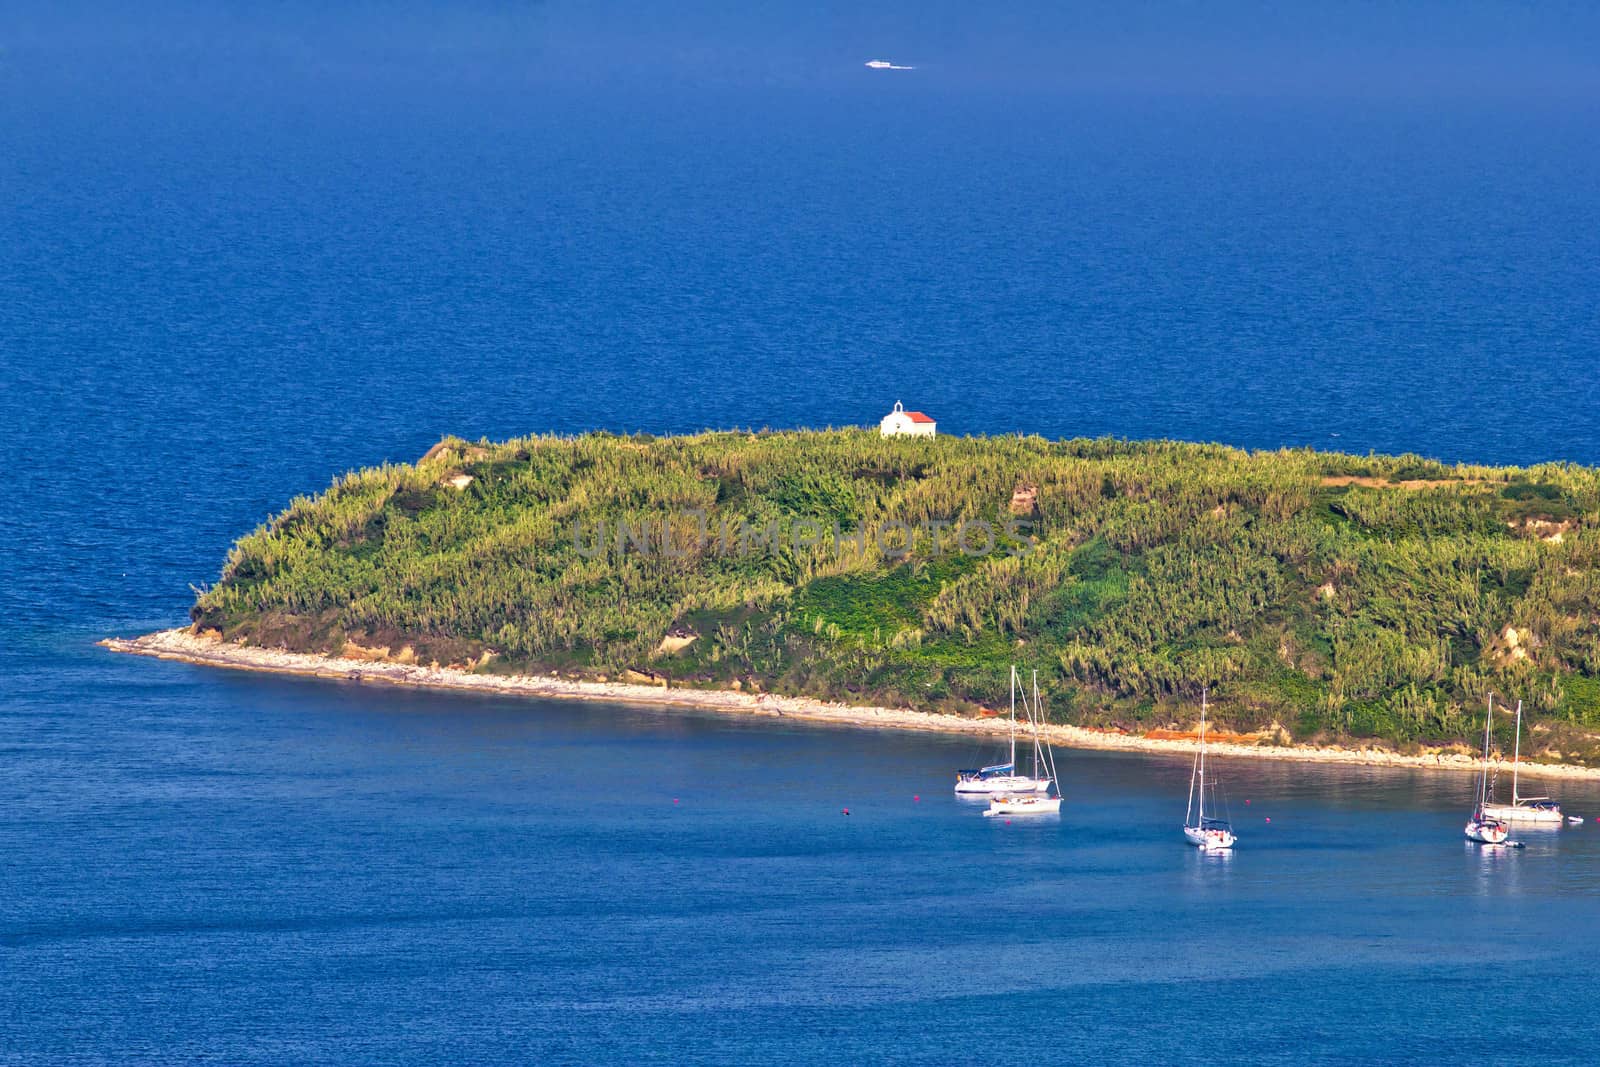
[879,401,937,438]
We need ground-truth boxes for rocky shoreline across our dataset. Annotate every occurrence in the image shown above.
[101,628,1600,781]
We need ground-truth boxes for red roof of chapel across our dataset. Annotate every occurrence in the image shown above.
[905,411,935,424]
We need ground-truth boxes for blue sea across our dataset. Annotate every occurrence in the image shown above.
[5,5,1600,1062]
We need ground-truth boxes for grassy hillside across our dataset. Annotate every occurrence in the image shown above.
[192,430,1600,762]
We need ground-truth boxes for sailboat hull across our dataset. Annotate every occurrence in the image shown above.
[1479,802,1563,824]
[1184,826,1236,850]
[985,795,1061,817]
[954,776,1052,796]
[1464,819,1509,844]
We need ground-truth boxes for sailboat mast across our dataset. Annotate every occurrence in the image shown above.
[1185,691,1199,827]
[1479,694,1494,808]
[1032,670,1042,778]
[1185,749,1197,827]
[1198,688,1207,824]
[1009,665,1017,771]
[1512,700,1523,805]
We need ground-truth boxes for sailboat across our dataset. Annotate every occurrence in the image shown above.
[955,666,1053,796]
[1465,695,1511,845]
[984,669,1061,817]
[1479,699,1564,825]
[1182,689,1236,850]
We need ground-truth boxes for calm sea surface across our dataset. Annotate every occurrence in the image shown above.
[4,69,1600,1063]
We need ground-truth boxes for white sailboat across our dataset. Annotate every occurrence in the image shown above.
[1182,689,1235,850]
[1465,695,1511,845]
[985,793,1062,816]
[955,665,1053,796]
[1478,699,1564,825]
[984,669,1061,817]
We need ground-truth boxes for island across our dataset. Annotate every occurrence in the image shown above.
[105,429,1600,776]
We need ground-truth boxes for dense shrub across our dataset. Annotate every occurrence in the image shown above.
[193,430,1600,749]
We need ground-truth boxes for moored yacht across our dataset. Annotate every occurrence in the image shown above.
[954,762,1051,796]
[955,666,1053,796]
[1477,699,1564,825]
[1466,695,1512,845]
[982,669,1062,818]
[984,793,1061,817]
[1465,811,1510,845]
[1182,688,1236,850]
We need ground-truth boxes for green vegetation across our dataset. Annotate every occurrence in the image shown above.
[192,430,1600,762]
